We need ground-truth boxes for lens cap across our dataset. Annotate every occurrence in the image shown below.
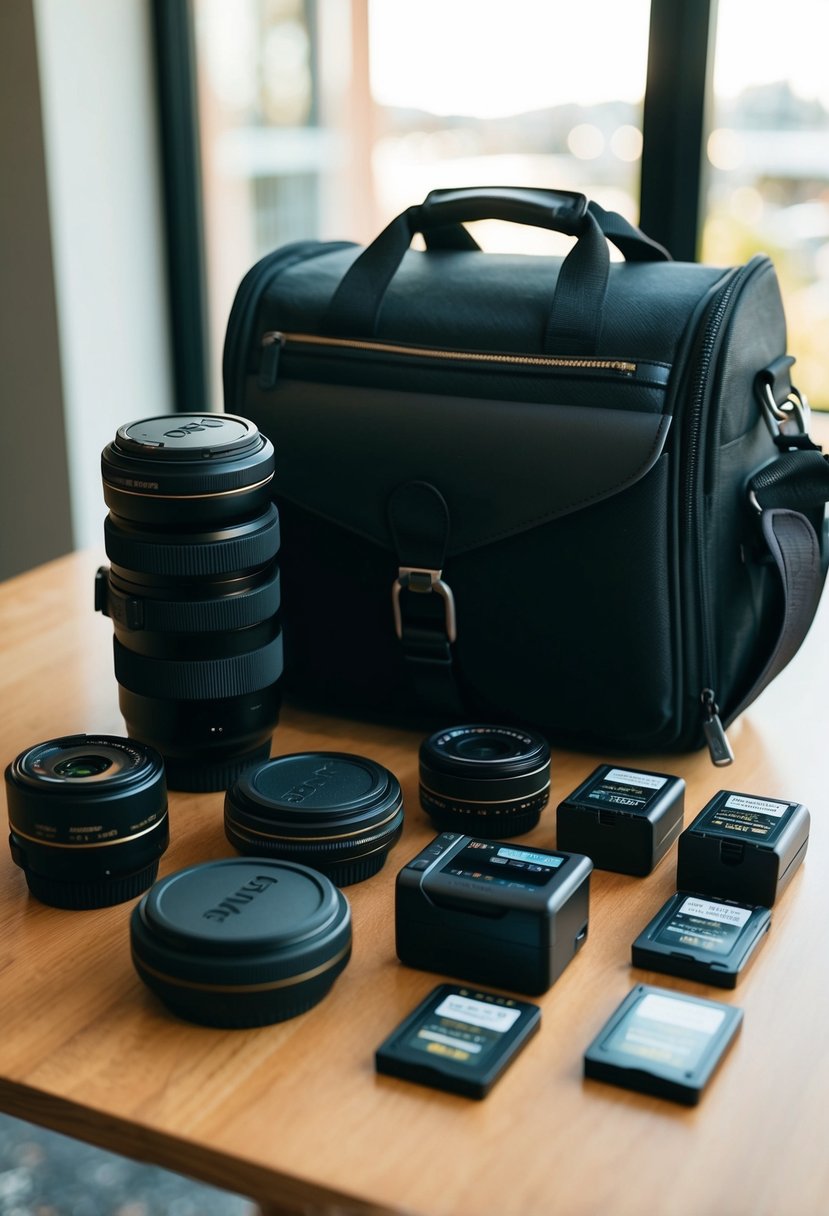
[225,752,405,885]
[131,858,352,1027]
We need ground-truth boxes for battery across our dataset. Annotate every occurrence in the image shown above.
[584,984,743,1105]
[556,764,685,876]
[631,892,771,988]
[376,984,541,1099]
[676,790,810,907]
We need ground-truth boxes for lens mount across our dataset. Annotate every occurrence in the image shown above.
[419,724,551,838]
[5,734,169,909]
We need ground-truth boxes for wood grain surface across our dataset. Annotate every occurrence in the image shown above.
[0,542,827,1216]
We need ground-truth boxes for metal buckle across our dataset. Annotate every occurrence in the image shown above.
[760,380,811,441]
[391,567,457,643]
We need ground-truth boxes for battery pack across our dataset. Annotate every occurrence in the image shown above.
[556,765,685,876]
[676,790,809,907]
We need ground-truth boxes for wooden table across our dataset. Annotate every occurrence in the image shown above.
[0,547,827,1216]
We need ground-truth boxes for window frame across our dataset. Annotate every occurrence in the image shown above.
[153,0,718,410]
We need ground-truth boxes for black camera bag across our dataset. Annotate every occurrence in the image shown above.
[223,187,829,763]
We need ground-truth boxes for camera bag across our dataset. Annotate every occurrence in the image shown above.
[223,187,829,763]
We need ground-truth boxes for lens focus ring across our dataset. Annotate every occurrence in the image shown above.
[104,505,280,576]
[114,632,284,700]
[104,567,280,633]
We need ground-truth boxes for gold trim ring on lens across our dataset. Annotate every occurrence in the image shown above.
[103,475,273,501]
[132,941,351,994]
[226,804,402,844]
[8,815,168,849]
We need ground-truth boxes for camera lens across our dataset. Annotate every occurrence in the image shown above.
[419,724,551,838]
[5,734,169,909]
[96,414,283,791]
[224,752,405,885]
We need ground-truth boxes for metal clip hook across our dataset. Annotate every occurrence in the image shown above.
[391,567,457,643]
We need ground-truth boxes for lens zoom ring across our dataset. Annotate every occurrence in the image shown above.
[113,568,281,633]
[105,506,280,576]
[114,633,283,700]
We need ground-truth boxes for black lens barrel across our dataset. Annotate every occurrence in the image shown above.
[5,734,169,909]
[419,724,552,838]
[98,414,282,791]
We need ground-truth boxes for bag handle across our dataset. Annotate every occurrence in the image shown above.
[322,187,670,357]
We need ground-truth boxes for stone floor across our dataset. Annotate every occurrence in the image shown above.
[0,1114,256,1216]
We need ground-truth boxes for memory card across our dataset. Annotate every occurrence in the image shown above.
[375,984,541,1099]
[632,892,771,988]
[584,984,742,1105]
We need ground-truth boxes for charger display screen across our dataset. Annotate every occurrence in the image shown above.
[444,841,564,889]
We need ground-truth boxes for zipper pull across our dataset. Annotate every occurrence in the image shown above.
[258,331,284,390]
[700,689,734,766]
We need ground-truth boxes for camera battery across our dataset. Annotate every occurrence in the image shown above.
[396,833,592,995]
[556,765,685,876]
[631,892,771,988]
[676,790,810,907]
[584,984,743,1105]
[375,984,541,1099]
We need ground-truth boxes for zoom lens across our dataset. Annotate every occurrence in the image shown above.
[419,724,551,838]
[5,734,169,909]
[96,414,282,791]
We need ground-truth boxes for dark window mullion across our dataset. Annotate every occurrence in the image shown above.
[639,0,719,261]
[151,0,209,411]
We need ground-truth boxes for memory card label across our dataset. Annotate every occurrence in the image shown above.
[605,991,726,1071]
[654,896,752,956]
[434,993,522,1033]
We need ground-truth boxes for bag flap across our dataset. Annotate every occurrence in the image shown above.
[249,379,671,557]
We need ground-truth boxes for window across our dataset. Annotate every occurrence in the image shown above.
[703,0,829,404]
[173,0,827,409]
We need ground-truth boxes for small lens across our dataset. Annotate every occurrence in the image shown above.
[54,755,113,779]
[5,734,169,909]
[454,737,514,761]
[419,724,551,838]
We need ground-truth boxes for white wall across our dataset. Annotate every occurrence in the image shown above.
[33,0,173,551]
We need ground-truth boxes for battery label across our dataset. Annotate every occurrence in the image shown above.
[654,896,752,956]
[406,994,520,1067]
[605,992,725,1070]
[606,769,668,791]
[699,792,794,840]
[579,767,668,813]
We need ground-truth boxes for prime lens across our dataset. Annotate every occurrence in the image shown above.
[5,734,169,909]
[97,414,282,791]
[419,724,551,838]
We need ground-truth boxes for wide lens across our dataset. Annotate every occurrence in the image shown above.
[5,734,169,909]
[419,724,551,838]
[96,414,282,791]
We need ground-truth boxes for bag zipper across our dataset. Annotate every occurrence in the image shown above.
[259,330,655,390]
[683,257,768,764]
[223,241,355,408]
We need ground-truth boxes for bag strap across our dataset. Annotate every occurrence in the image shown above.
[734,450,829,722]
[388,481,465,717]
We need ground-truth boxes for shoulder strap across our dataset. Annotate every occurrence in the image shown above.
[733,451,829,722]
